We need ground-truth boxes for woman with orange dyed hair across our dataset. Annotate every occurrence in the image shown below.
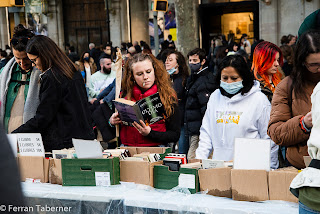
[251,41,284,102]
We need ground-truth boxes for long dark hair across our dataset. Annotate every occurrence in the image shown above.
[291,30,320,99]
[215,55,254,95]
[79,51,90,63]
[167,50,190,86]
[26,35,77,79]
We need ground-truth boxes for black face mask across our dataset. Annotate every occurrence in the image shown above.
[84,57,90,62]
[189,63,202,73]
[103,66,111,74]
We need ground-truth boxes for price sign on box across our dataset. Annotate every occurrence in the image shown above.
[95,172,111,187]
[178,174,195,189]
[17,133,45,157]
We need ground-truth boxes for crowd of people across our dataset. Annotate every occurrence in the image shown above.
[1,19,320,212]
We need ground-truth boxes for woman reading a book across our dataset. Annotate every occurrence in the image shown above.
[195,55,279,169]
[109,53,180,147]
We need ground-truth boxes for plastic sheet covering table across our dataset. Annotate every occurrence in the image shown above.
[22,182,299,214]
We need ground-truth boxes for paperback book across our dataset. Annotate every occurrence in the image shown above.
[113,92,166,126]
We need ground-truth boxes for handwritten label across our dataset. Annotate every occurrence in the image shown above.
[178,174,195,189]
[202,159,225,169]
[17,133,45,157]
[95,172,111,186]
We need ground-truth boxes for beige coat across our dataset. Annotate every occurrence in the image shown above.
[268,76,316,169]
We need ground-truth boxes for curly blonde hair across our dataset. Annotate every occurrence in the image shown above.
[122,53,177,117]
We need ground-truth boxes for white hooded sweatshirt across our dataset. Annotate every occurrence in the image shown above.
[290,82,320,190]
[195,81,279,169]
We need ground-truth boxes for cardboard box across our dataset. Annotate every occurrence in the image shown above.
[49,159,62,185]
[121,147,171,159]
[231,169,269,201]
[120,147,170,186]
[153,165,200,194]
[199,167,232,198]
[61,157,120,186]
[18,156,49,183]
[120,161,162,186]
[268,168,299,203]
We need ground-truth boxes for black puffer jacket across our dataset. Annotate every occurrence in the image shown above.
[171,72,186,126]
[184,67,218,136]
[259,80,273,103]
[13,69,94,151]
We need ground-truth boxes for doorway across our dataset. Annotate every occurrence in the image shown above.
[199,1,259,54]
[62,0,108,56]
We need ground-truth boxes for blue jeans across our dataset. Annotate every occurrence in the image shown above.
[178,126,189,154]
[299,202,320,214]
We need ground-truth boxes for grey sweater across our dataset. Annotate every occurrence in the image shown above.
[0,58,41,128]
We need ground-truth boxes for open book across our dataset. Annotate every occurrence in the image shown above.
[113,93,166,126]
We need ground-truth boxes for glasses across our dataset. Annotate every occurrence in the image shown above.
[29,56,39,64]
[305,62,320,72]
[10,37,30,46]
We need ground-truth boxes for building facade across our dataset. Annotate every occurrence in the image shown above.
[0,0,319,56]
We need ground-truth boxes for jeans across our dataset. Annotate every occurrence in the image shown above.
[178,126,189,154]
[299,202,320,214]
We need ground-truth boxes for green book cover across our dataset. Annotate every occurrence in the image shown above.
[113,93,166,126]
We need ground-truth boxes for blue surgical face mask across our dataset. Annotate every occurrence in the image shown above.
[167,67,177,75]
[220,80,244,95]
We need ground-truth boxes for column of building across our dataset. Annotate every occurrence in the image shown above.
[175,0,199,57]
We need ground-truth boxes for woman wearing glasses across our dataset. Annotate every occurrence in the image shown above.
[268,30,320,170]
[12,35,94,152]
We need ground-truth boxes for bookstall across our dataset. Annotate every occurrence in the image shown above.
[22,182,298,214]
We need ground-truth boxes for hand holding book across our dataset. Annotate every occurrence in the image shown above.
[132,120,151,136]
[113,93,166,127]
[109,112,122,126]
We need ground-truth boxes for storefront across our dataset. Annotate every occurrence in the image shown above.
[199,0,259,54]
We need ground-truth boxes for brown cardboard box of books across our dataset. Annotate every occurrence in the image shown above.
[199,167,232,198]
[268,167,299,203]
[120,147,169,186]
[49,159,62,185]
[18,156,50,183]
[231,169,269,201]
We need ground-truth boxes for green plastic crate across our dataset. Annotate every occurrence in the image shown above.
[153,165,199,194]
[61,157,120,186]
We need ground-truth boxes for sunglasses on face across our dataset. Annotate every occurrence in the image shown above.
[10,37,30,46]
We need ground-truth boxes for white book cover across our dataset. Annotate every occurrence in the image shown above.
[72,139,103,159]
[233,138,271,171]
[7,134,18,157]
